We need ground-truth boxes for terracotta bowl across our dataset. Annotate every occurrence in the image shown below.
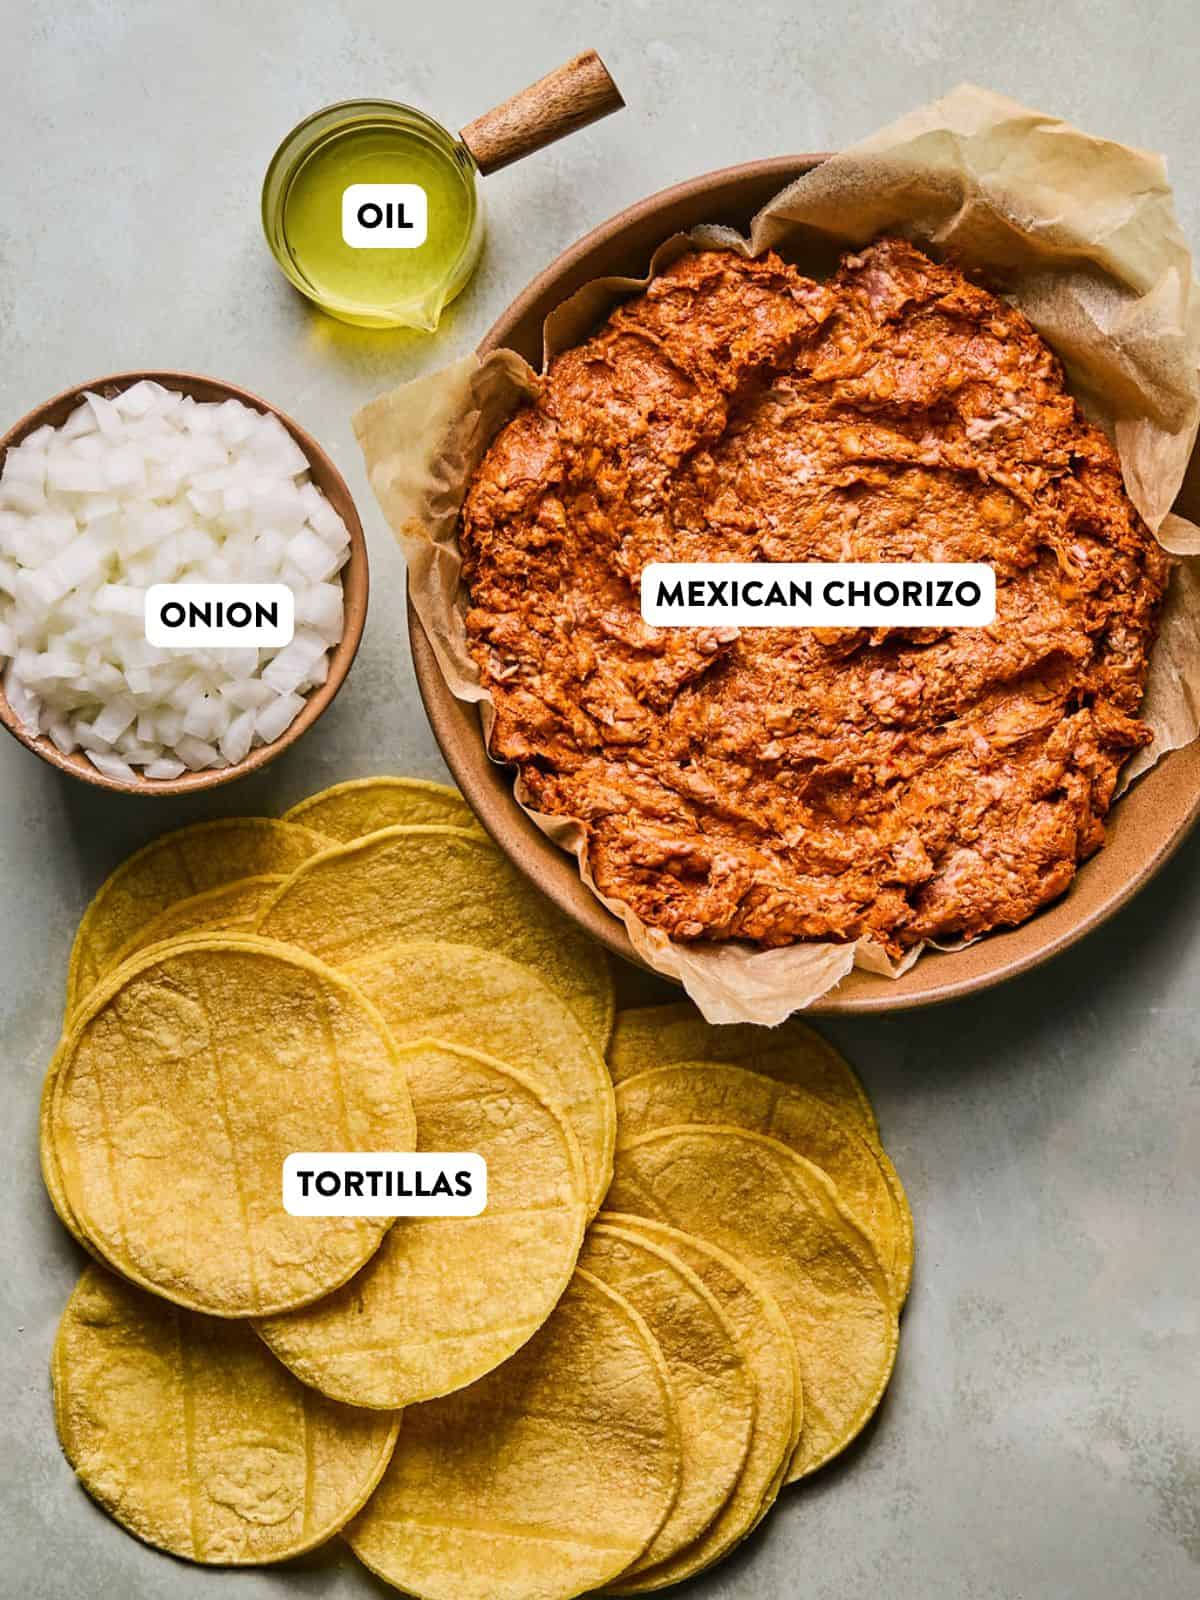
[0,370,368,794]
[409,157,1200,1013]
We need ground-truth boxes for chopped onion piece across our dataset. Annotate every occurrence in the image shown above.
[175,734,221,770]
[86,750,139,784]
[262,629,326,695]
[218,678,275,710]
[46,718,76,754]
[287,527,343,582]
[84,392,125,437]
[91,695,138,744]
[2,447,47,487]
[295,581,344,643]
[71,717,113,753]
[4,662,40,732]
[255,691,305,744]
[60,404,97,441]
[144,756,187,780]
[181,694,228,742]
[219,706,256,765]
[155,708,185,746]
[114,381,163,420]
[46,456,108,494]
[95,584,145,618]
[102,445,147,491]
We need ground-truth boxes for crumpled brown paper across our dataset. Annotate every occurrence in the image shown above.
[355,85,1200,1022]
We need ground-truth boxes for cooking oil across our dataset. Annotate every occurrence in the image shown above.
[262,101,483,331]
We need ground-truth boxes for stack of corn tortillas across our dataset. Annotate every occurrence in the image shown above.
[40,776,913,1597]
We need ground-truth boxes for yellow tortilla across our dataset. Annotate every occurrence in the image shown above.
[255,825,613,1049]
[579,1221,753,1577]
[65,818,327,1015]
[616,1063,912,1303]
[608,1124,898,1481]
[604,1214,803,1590]
[50,934,415,1317]
[256,1041,588,1409]
[345,940,615,1212]
[345,1270,682,1600]
[40,1039,94,1255]
[53,1264,400,1564]
[105,875,288,975]
[608,1002,878,1141]
[284,775,481,839]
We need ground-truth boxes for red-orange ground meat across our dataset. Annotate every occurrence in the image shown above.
[461,239,1170,954]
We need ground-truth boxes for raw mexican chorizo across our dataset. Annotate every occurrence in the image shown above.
[461,239,1169,956]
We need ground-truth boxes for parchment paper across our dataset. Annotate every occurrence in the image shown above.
[355,85,1200,1022]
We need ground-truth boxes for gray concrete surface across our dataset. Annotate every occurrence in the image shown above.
[2,2,1198,1596]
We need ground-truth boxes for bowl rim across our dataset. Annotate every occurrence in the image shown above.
[407,155,1200,1013]
[0,368,368,795]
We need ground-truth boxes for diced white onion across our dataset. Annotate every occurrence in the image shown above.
[181,694,228,743]
[47,456,108,494]
[46,718,76,754]
[219,706,257,766]
[218,678,275,710]
[3,661,40,733]
[144,756,187,780]
[294,581,344,643]
[0,388,346,780]
[91,695,138,744]
[86,750,139,784]
[287,527,343,582]
[176,734,220,770]
[84,391,124,437]
[256,692,305,744]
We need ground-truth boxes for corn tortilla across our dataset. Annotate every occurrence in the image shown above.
[608,1003,877,1142]
[105,875,288,975]
[284,775,481,839]
[579,1221,754,1577]
[608,1124,899,1480]
[345,940,615,1212]
[616,1064,912,1303]
[603,1215,802,1590]
[65,818,327,1015]
[255,825,613,1049]
[256,1040,588,1409]
[345,1270,682,1600]
[50,934,416,1317]
[40,1039,93,1255]
[53,1264,400,1564]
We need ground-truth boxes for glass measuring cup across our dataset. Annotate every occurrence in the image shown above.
[261,50,623,332]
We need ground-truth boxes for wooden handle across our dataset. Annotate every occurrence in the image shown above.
[460,49,624,176]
